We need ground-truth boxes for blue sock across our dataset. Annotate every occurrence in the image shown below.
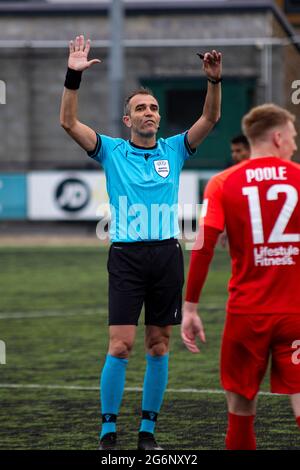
[100,354,128,439]
[140,353,169,434]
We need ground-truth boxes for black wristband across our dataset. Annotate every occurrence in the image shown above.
[207,77,222,85]
[64,67,82,90]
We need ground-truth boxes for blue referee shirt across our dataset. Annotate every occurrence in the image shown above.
[88,132,195,242]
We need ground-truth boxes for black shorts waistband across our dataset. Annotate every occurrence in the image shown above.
[112,237,177,247]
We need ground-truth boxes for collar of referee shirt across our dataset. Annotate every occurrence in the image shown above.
[129,140,158,150]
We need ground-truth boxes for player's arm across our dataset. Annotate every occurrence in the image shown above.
[181,175,225,353]
[60,35,101,152]
[187,50,222,150]
[181,225,220,353]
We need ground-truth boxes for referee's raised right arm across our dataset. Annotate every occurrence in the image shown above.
[60,35,101,152]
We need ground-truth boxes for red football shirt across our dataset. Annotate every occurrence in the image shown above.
[200,156,300,315]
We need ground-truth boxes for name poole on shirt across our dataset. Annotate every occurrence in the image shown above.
[246,166,287,183]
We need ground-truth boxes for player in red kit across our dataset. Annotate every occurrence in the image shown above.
[181,104,300,450]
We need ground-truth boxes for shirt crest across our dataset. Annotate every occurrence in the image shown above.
[154,160,170,178]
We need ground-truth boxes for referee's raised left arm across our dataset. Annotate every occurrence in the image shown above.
[60,35,101,152]
[187,50,222,150]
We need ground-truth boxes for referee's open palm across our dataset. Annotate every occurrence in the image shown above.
[68,35,101,71]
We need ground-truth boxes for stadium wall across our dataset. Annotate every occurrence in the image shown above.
[0,170,214,222]
[0,6,299,175]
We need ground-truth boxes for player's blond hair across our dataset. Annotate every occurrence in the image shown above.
[242,104,295,143]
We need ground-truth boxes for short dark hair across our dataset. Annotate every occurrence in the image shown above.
[124,87,156,115]
[231,134,250,149]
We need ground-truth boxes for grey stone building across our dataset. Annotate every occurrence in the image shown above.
[0,0,300,172]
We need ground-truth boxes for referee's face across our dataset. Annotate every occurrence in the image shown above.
[123,94,161,139]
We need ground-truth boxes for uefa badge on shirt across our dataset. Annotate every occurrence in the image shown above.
[154,160,170,178]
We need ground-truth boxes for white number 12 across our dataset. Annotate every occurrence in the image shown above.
[242,184,300,244]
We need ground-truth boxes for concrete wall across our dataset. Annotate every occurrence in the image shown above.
[272,16,300,149]
[0,10,298,170]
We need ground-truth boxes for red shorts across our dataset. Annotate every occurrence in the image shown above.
[221,314,300,400]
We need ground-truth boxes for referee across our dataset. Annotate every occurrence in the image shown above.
[60,35,222,450]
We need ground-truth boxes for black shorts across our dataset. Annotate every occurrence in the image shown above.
[107,238,184,326]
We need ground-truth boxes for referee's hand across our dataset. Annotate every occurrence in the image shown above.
[201,50,222,81]
[68,34,101,71]
[181,302,206,353]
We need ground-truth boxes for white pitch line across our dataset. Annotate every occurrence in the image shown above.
[0,309,107,320]
[0,383,279,396]
[0,305,224,320]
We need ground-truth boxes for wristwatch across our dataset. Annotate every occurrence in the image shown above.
[207,77,222,84]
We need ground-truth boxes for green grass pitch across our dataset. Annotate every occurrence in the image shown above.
[0,245,299,449]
